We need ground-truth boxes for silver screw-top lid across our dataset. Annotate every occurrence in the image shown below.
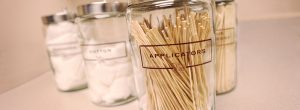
[41,10,75,25]
[77,1,128,17]
[215,0,234,2]
[128,0,209,5]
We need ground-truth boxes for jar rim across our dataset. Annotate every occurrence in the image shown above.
[77,1,128,17]
[41,10,75,25]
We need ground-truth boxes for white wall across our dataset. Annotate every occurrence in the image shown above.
[0,0,68,94]
[237,0,300,21]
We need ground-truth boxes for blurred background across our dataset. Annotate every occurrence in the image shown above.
[0,0,300,109]
[1,0,300,94]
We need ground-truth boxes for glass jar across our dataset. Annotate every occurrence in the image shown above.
[77,2,136,106]
[127,0,216,110]
[41,11,87,92]
[215,0,237,94]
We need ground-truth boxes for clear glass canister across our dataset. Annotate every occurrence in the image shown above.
[41,11,87,92]
[215,0,237,94]
[77,2,136,106]
[127,0,216,110]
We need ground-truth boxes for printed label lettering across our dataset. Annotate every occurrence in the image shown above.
[47,41,81,57]
[216,28,236,46]
[82,41,127,61]
[139,39,212,69]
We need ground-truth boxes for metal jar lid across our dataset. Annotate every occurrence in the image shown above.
[41,11,75,25]
[215,0,234,3]
[128,0,210,6]
[77,1,128,17]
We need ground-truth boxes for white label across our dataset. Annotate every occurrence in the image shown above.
[216,28,236,46]
[47,41,81,57]
[139,39,212,69]
[82,41,127,61]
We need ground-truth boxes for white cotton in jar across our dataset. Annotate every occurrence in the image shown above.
[102,74,136,104]
[85,52,137,106]
[46,21,87,91]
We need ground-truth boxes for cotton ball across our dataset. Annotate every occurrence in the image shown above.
[62,57,85,90]
[52,54,86,91]
[89,84,110,104]
[102,76,132,104]
[86,63,113,103]
[115,58,134,78]
[88,62,116,86]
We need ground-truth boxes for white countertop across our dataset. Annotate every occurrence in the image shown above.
[1,18,300,110]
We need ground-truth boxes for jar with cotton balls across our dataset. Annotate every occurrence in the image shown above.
[76,1,137,106]
[41,10,87,92]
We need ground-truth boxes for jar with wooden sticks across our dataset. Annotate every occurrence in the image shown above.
[127,0,216,110]
[215,0,237,94]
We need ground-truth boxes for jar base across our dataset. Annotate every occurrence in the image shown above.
[216,84,237,95]
[92,96,137,107]
[57,84,87,92]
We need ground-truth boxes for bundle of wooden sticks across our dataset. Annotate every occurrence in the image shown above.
[131,8,212,110]
[215,2,237,94]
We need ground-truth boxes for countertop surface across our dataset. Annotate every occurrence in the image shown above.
[1,18,300,110]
